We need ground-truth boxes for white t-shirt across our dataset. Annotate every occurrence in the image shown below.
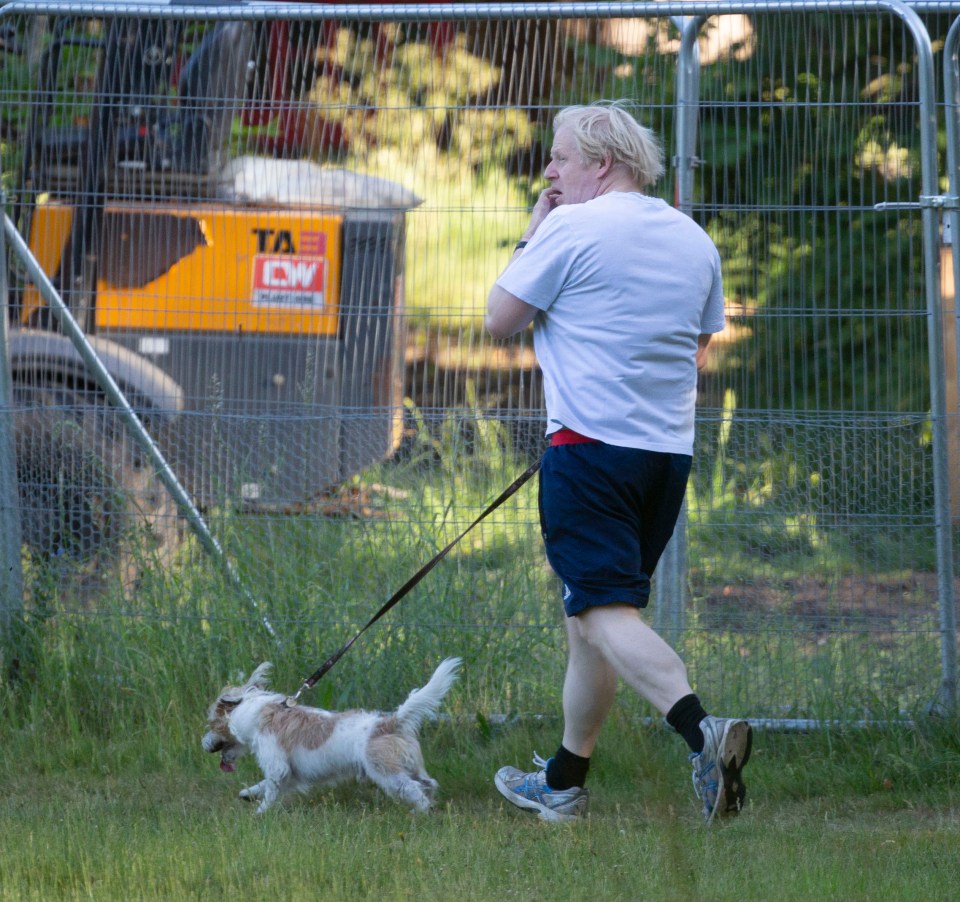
[496,192,725,454]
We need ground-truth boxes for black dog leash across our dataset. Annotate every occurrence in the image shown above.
[285,459,541,705]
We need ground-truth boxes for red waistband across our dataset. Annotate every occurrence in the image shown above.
[550,428,600,446]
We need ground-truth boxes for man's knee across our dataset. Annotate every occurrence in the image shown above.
[574,602,639,647]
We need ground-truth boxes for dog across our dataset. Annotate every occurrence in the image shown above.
[202,657,461,813]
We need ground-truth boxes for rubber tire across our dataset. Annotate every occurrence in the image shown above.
[13,381,180,598]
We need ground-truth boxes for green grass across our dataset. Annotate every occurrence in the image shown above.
[2,501,957,899]
[2,432,955,900]
[1,708,958,901]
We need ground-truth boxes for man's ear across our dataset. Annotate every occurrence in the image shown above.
[596,152,615,178]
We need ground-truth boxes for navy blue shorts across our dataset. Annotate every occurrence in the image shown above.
[538,442,692,616]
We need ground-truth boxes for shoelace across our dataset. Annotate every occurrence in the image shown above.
[512,753,553,800]
[517,753,550,797]
[690,753,718,801]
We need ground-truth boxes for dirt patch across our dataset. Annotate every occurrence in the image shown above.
[696,573,960,645]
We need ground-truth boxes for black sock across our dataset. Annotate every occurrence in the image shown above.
[666,694,709,754]
[546,744,590,790]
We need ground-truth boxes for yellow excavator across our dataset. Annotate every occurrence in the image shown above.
[4,15,420,585]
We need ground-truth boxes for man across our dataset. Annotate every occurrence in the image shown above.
[486,101,751,823]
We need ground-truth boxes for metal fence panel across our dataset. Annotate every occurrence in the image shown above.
[0,1,956,719]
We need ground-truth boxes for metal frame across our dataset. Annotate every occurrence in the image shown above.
[1,0,957,714]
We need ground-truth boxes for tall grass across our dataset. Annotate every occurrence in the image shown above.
[2,407,946,739]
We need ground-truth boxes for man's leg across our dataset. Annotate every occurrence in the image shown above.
[574,602,752,821]
[560,614,618,756]
[573,602,694,714]
[492,615,616,816]
[543,606,684,794]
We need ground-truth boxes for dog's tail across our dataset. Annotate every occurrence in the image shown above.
[395,657,462,734]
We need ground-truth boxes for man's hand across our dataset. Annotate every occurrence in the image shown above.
[522,187,561,240]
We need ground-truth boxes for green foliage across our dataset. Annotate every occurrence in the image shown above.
[699,15,928,414]
[1,27,953,882]
[0,19,101,202]
[305,28,533,177]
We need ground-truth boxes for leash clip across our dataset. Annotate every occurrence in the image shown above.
[283,681,310,708]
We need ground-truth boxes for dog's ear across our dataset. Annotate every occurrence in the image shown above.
[244,662,272,690]
[218,693,244,707]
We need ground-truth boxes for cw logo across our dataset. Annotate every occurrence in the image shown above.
[252,254,327,307]
[260,258,321,289]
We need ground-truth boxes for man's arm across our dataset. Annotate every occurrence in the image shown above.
[485,187,560,340]
[486,283,539,339]
[696,333,713,370]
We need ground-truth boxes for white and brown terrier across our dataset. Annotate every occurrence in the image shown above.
[202,657,461,813]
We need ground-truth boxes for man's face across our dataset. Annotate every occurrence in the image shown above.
[543,126,604,205]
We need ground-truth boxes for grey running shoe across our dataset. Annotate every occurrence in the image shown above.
[690,716,753,823]
[494,752,589,822]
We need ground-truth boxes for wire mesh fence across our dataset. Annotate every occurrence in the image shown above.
[0,2,957,721]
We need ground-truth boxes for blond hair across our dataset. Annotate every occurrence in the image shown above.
[554,101,665,188]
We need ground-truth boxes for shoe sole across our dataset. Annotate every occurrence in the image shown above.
[493,772,584,822]
[708,720,753,823]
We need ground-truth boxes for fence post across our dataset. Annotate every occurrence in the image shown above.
[655,15,705,641]
[936,12,960,716]
[873,0,959,717]
[0,185,25,652]
[902,0,959,718]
